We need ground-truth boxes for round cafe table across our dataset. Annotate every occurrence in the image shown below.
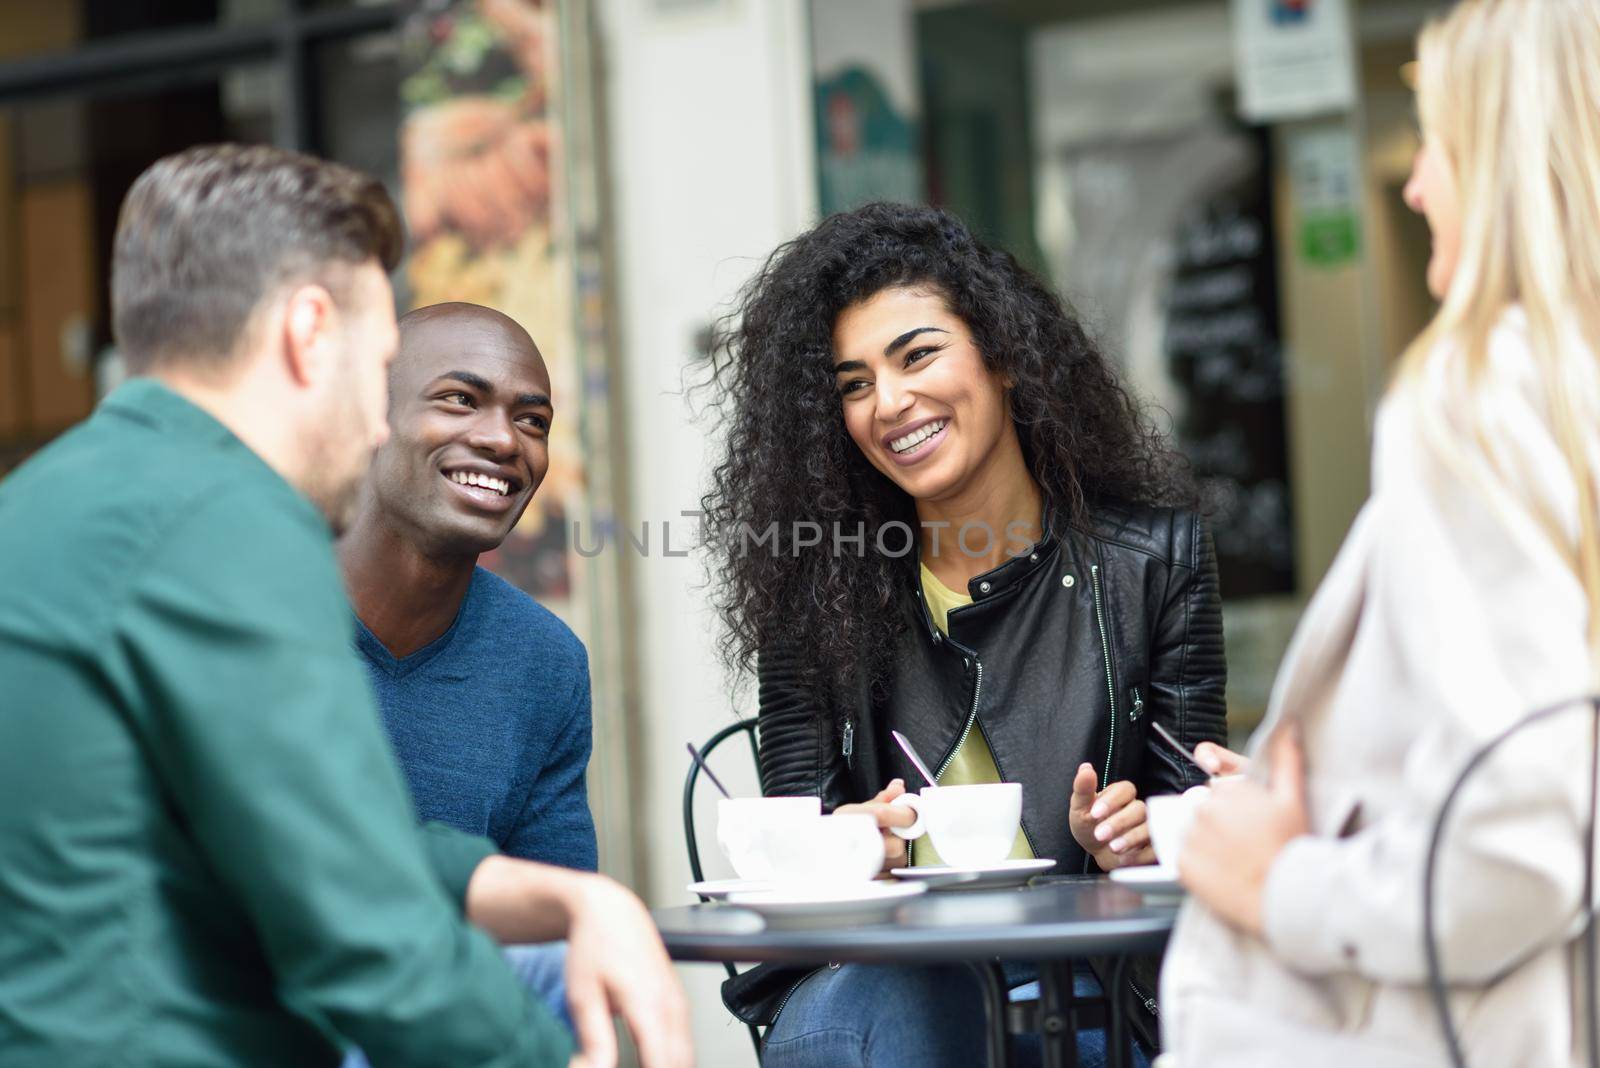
[652,874,1180,1068]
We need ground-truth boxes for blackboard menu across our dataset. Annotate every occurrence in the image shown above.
[1162,132,1294,598]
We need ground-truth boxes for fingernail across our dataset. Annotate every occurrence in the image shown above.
[1090,803,1106,820]
[1095,823,1111,841]
[1110,838,1126,853]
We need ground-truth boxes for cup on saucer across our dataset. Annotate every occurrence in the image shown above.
[889,782,1022,867]
[716,796,821,881]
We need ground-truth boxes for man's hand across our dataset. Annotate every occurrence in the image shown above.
[834,778,917,869]
[1178,728,1310,936]
[1068,764,1155,870]
[465,859,692,1068]
[561,875,693,1068]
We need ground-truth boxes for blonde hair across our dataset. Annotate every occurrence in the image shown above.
[1400,0,1600,666]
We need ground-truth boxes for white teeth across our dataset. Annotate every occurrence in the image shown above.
[449,471,510,496]
[890,419,946,454]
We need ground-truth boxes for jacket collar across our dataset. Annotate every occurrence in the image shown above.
[912,509,1062,599]
[909,510,1064,644]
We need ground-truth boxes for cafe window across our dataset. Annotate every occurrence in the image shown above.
[0,0,404,474]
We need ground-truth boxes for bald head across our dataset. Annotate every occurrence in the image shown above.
[354,300,555,558]
[394,301,546,394]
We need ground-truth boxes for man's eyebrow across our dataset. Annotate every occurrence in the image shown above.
[432,370,493,393]
[430,370,550,409]
[884,326,948,356]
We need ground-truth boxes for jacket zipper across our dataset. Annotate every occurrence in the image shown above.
[935,657,983,780]
[1130,687,1144,721]
[911,654,984,866]
[1090,564,1118,789]
[842,719,854,768]
[1129,974,1158,1015]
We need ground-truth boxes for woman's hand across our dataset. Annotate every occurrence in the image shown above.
[1068,764,1156,870]
[1179,729,1309,936]
[833,779,917,870]
[1194,740,1250,777]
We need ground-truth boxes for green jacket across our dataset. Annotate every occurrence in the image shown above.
[0,379,572,1066]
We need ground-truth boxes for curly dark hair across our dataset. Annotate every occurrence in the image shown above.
[700,201,1192,702]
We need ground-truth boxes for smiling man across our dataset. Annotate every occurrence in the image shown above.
[0,148,693,1068]
[339,301,597,873]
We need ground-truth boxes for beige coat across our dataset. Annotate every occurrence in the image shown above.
[1161,309,1599,1068]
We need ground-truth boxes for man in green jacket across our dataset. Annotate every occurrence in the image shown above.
[0,144,690,1068]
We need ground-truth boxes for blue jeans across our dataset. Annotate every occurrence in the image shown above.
[339,942,570,1067]
[761,962,1151,1068]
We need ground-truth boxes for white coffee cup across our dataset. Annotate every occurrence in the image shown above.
[889,782,1022,867]
[765,813,886,884]
[716,796,821,880]
[1146,784,1211,870]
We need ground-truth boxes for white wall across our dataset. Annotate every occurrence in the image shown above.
[1030,2,1234,148]
[595,0,818,1063]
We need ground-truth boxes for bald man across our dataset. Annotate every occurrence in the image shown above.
[339,302,597,874]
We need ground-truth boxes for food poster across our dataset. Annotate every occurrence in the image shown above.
[400,0,584,615]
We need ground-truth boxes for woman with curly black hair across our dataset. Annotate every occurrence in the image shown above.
[704,202,1228,1068]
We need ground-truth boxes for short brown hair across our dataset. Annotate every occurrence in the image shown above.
[111,143,404,373]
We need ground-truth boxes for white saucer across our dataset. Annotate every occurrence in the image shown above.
[889,858,1057,890]
[687,878,773,900]
[725,881,927,926]
[1109,865,1184,895]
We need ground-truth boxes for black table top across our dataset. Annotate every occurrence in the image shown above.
[653,875,1181,966]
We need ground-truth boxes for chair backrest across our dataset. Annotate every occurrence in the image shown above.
[683,716,761,883]
[1422,694,1600,1068]
[682,716,766,1063]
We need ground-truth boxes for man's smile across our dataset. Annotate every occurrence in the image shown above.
[440,464,524,510]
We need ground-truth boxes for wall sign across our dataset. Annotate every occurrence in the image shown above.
[1231,0,1357,122]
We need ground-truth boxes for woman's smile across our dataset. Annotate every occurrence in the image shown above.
[884,417,950,466]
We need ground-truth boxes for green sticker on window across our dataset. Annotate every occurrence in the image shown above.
[1298,211,1360,266]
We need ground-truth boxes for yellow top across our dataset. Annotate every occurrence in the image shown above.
[913,564,1034,867]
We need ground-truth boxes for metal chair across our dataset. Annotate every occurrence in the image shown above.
[683,715,765,1062]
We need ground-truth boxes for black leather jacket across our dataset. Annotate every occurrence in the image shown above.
[722,503,1228,1040]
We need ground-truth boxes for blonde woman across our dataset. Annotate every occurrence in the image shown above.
[1160,1,1600,1065]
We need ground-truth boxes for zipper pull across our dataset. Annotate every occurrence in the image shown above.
[1130,688,1145,721]
[842,719,855,767]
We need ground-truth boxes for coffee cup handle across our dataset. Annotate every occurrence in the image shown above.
[889,793,924,840]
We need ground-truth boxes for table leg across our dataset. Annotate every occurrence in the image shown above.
[1036,959,1080,1068]
[964,961,1013,1068]
[1104,956,1129,1068]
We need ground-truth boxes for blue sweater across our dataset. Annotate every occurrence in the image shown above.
[355,567,598,871]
